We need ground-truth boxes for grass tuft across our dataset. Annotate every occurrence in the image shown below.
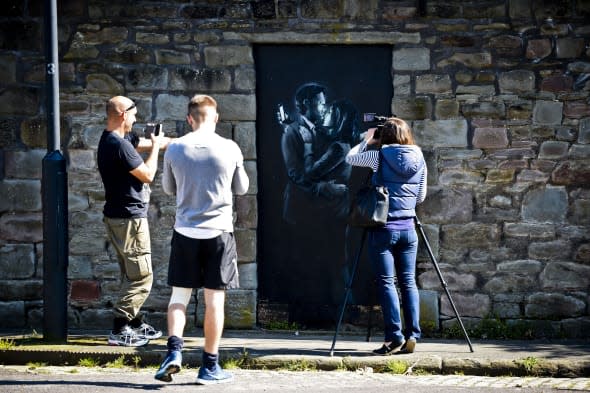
[0,338,16,350]
[280,359,317,372]
[78,357,100,367]
[105,355,127,368]
[382,359,408,374]
[26,361,47,370]
[518,356,540,375]
[221,347,253,370]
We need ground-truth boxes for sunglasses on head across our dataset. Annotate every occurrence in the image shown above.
[124,102,136,112]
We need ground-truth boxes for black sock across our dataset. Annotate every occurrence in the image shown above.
[202,351,218,370]
[167,335,184,352]
[113,317,130,333]
[129,317,143,328]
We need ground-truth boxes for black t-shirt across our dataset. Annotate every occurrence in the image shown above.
[97,130,147,218]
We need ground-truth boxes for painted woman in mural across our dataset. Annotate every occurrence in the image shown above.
[278,82,362,225]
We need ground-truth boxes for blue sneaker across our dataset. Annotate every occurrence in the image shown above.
[154,350,182,382]
[196,364,233,385]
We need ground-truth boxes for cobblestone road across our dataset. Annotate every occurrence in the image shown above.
[1,366,589,392]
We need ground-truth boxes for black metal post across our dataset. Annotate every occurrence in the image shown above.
[42,0,68,342]
[417,0,427,17]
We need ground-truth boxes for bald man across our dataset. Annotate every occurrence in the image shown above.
[97,96,164,346]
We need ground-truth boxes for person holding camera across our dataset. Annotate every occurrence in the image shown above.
[155,94,249,385]
[345,117,427,355]
[97,96,166,346]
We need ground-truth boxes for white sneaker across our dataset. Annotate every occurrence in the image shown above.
[108,325,149,347]
[133,322,162,339]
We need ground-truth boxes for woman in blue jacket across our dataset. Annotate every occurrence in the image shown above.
[345,117,427,355]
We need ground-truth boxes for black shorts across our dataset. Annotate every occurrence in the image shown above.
[167,230,239,290]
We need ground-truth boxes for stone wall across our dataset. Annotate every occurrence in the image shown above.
[0,0,589,338]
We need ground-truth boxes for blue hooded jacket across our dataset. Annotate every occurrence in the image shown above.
[372,144,426,219]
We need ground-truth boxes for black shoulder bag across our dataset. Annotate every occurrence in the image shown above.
[348,150,389,228]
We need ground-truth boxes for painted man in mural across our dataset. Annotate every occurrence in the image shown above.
[279,82,361,224]
[276,82,362,309]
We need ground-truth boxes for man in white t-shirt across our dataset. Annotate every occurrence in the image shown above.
[154,94,249,385]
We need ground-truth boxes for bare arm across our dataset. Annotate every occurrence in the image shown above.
[161,150,176,196]
[232,165,249,195]
[135,135,172,153]
[130,134,161,183]
[231,142,249,195]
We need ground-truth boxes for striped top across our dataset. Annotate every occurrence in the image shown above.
[346,140,428,206]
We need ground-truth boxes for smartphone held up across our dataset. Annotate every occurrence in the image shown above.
[144,123,162,139]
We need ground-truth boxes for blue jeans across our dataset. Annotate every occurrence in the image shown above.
[368,227,420,343]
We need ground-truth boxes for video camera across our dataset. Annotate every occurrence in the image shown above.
[144,123,162,139]
[362,113,389,138]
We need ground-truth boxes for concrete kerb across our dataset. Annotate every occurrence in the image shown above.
[1,331,590,378]
[443,358,590,378]
[0,348,158,368]
[2,348,589,378]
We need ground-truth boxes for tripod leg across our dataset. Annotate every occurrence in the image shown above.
[414,217,474,353]
[365,278,378,342]
[329,229,367,356]
[366,303,373,342]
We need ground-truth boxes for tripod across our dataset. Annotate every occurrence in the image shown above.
[329,217,474,356]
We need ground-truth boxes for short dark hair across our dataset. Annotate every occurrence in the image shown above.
[294,83,326,114]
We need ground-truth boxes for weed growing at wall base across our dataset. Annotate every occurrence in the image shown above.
[442,316,536,340]
[264,320,301,331]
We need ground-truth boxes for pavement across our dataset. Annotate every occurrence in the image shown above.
[1,328,589,378]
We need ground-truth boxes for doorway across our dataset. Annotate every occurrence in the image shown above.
[255,44,393,328]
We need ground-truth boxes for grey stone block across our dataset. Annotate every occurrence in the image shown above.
[533,100,563,125]
[196,289,257,328]
[0,180,41,212]
[521,186,568,223]
[0,301,25,328]
[0,244,35,279]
